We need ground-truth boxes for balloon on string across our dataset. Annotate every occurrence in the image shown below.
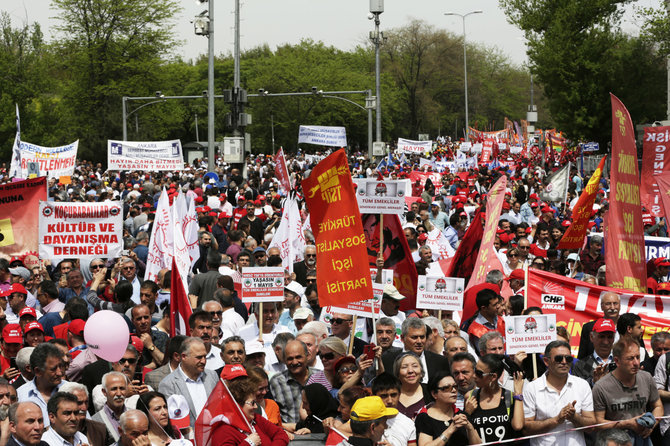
[83,310,130,362]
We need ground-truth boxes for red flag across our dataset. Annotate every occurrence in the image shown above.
[606,94,646,292]
[362,214,418,312]
[275,147,292,194]
[557,155,607,250]
[303,149,373,308]
[0,177,46,257]
[654,173,670,220]
[325,428,348,446]
[640,126,670,216]
[170,258,192,337]
[441,211,484,285]
[195,379,252,446]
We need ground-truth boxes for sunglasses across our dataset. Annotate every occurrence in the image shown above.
[552,355,573,363]
[122,266,135,271]
[305,254,317,258]
[437,384,456,393]
[532,262,545,267]
[90,264,104,270]
[118,357,137,365]
[208,311,223,317]
[508,253,519,258]
[331,318,352,325]
[474,369,493,378]
[319,352,335,361]
[338,365,358,374]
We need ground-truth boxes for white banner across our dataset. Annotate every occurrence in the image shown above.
[108,140,184,171]
[353,179,407,214]
[397,138,432,154]
[416,276,465,311]
[39,202,123,260]
[425,228,456,260]
[329,282,383,318]
[298,126,347,147]
[144,189,173,282]
[268,196,306,273]
[11,140,78,179]
[503,314,557,355]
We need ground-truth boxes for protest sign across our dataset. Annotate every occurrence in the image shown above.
[298,126,347,147]
[397,138,432,154]
[0,178,47,257]
[583,142,599,153]
[416,276,464,311]
[268,196,306,273]
[10,140,78,178]
[303,149,372,308]
[240,267,285,303]
[329,283,383,318]
[275,147,292,193]
[370,268,394,285]
[640,127,670,216]
[108,140,185,171]
[39,202,123,260]
[145,189,173,282]
[353,179,406,214]
[407,171,442,191]
[606,94,646,292]
[504,314,557,355]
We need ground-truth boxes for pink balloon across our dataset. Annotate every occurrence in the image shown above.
[84,310,130,362]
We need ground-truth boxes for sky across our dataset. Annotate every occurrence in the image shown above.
[4,0,662,67]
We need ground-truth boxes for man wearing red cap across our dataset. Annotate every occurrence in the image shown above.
[1,324,23,377]
[573,318,617,385]
[506,269,525,294]
[211,212,231,254]
[648,257,670,294]
[6,284,40,326]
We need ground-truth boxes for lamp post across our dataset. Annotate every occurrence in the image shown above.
[122,93,165,141]
[444,10,482,142]
[370,1,384,144]
[193,0,215,171]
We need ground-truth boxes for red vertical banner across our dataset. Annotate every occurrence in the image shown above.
[303,149,373,308]
[0,177,46,257]
[274,147,292,194]
[558,155,607,250]
[653,173,670,220]
[640,126,670,216]
[466,175,507,290]
[606,94,647,292]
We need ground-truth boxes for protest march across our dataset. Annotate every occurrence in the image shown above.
[2,94,670,446]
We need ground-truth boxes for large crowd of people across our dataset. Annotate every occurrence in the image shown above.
[0,142,665,446]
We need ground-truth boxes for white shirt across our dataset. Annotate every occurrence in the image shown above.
[220,308,245,338]
[41,425,88,446]
[239,323,290,351]
[178,366,208,417]
[205,344,224,371]
[17,379,68,427]
[523,373,593,446]
[384,412,416,446]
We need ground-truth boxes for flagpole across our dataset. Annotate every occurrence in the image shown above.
[348,315,357,355]
[258,302,263,344]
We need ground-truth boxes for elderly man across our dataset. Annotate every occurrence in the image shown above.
[574,318,617,386]
[330,313,368,358]
[158,337,218,427]
[57,270,88,305]
[578,292,621,360]
[42,392,87,446]
[59,382,107,446]
[238,302,290,350]
[7,401,48,446]
[219,336,246,366]
[293,245,317,287]
[117,258,141,304]
[188,311,223,371]
[379,285,406,348]
[375,318,401,355]
[116,410,150,446]
[295,331,321,370]
[91,372,128,444]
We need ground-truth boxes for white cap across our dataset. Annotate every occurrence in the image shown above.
[245,340,266,356]
[293,307,314,321]
[285,281,305,297]
[167,395,190,429]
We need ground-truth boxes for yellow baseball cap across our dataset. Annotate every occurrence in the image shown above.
[350,396,398,422]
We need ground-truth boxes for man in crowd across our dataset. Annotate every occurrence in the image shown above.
[330,313,368,358]
[574,318,616,385]
[371,373,416,446]
[188,311,222,371]
[295,331,321,371]
[213,289,245,339]
[279,282,305,334]
[59,382,107,446]
[8,402,47,446]
[346,396,397,446]
[91,372,127,443]
[188,251,222,308]
[578,292,621,360]
[375,318,400,356]
[444,336,469,363]
[467,288,504,355]
[130,304,167,368]
[643,331,670,373]
[42,392,87,446]
[219,336,246,366]
[144,336,185,391]
[580,235,605,276]
[450,353,477,411]
[293,245,317,287]
[116,410,149,446]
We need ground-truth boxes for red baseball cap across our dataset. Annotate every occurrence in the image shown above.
[506,269,525,281]
[24,321,44,334]
[654,257,670,268]
[18,307,37,319]
[68,319,86,336]
[220,364,247,380]
[2,324,22,343]
[593,318,616,333]
[8,283,28,295]
[218,212,231,219]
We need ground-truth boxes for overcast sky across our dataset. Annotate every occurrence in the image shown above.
[5,0,661,68]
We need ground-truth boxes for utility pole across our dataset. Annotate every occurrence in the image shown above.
[370,0,384,144]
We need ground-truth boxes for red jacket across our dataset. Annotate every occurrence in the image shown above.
[211,413,289,446]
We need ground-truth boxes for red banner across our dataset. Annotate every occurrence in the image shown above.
[654,173,670,221]
[196,378,252,446]
[641,126,670,216]
[407,171,442,193]
[0,177,47,257]
[606,94,646,292]
[303,149,373,308]
[558,155,607,250]
[362,214,418,312]
[274,147,292,194]
[480,140,493,164]
[527,269,670,353]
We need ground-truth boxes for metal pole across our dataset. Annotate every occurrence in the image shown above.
[374,14,382,143]
[368,90,373,159]
[271,111,275,155]
[122,97,127,141]
[462,16,469,142]
[195,113,200,142]
[207,0,215,172]
[234,0,241,90]
[135,114,139,135]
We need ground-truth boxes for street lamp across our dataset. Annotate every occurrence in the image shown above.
[444,10,482,142]
[369,0,385,145]
[193,0,215,172]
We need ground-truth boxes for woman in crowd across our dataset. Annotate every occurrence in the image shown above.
[415,371,480,446]
[502,247,522,275]
[394,352,431,419]
[137,391,179,446]
[86,267,134,314]
[246,366,281,426]
[317,337,347,389]
[294,383,339,434]
[211,377,289,446]
[322,386,369,436]
[442,319,460,338]
[464,354,524,443]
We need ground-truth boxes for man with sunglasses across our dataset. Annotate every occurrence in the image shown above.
[330,313,368,358]
[523,340,595,446]
[252,247,267,267]
[293,245,317,287]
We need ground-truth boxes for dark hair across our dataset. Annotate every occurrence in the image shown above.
[612,335,640,359]
[206,249,222,269]
[509,294,525,316]
[371,372,401,394]
[140,280,159,294]
[39,281,59,301]
[64,297,89,322]
[47,392,78,415]
[450,352,477,368]
[427,370,453,394]
[476,288,499,310]
[115,281,135,312]
[188,310,212,329]
[339,386,369,409]
[227,377,255,405]
[479,354,505,378]
[616,313,641,336]
[214,288,233,307]
[137,391,176,438]
[522,307,543,315]
[217,275,234,292]
[30,343,64,371]
[164,335,186,366]
[544,340,571,357]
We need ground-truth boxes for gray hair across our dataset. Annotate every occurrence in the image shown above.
[135,232,149,243]
[485,269,504,285]
[102,371,128,391]
[296,331,317,344]
[119,409,148,433]
[318,337,347,356]
[272,332,295,349]
[222,336,245,348]
[8,402,40,424]
[179,337,205,355]
[423,317,444,337]
[594,429,632,446]
[478,331,504,354]
[591,235,604,245]
[15,347,34,372]
[392,352,425,381]
[376,317,396,328]
[59,382,89,397]
[418,245,431,254]
[401,318,426,337]
[201,300,222,311]
[651,331,670,347]
[301,321,329,340]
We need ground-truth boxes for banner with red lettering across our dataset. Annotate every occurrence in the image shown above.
[606,94,646,292]
[479,140,494,164]
[303,149,373,308]
[13,140,78,178]
[275,147,292,194]
[641,126,670,216]
[144,188,173,282]
[527,269,669,353]
[362,214,418,312]
[397,138,432,154]
[558,155,607,250]
[39,202,123,260]
[0,177,47,257]
[654,173,670,221]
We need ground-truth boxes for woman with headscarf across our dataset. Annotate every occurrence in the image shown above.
[294,384,340,434]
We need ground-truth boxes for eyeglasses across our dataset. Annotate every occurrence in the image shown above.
[90,264,104,270]
[338,365,358,374]
[532,262,545,267]
[474,369,493,378]
[208,311,223,317]
[518,246,530,250]
[244,400,258,407]
[437,384,456,393]
[122,266,135,271]
[118,357,137,365]
[318,352,335,361]
[331,318,352,325]
[305,254,316,258]
[254,254,265,259]
[507,253,519,258]
[552,355,573,363]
